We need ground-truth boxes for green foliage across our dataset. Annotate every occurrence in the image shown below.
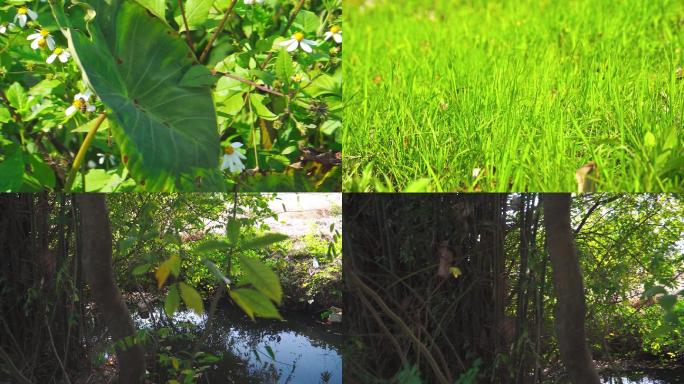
[392,365,422,384]
[178,281,204,315]
[455,359,482,384]
[0,0,342,191]
[229,287,282,320]
[573,194,684,358]
[271,225,342,308]
[94,193,344,382]
[165,285,180,317]
[156,255,181,288]
[59,0,220,190]
[237,254,282,304]
[344,0,684,191]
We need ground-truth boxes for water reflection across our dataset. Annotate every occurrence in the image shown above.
[134,306,343,384]
[601,368,684,384]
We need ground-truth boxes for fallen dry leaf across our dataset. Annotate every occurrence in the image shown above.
[575,161,598,193]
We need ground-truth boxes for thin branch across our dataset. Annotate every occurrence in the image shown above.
[214,70,285,97]
[45,318,73,384]
[355,282,409,367]
[573,195,621,235]
[348,270,451,384]
[178,0,194,50]
[198,0,238,63]
[0,346,33,384]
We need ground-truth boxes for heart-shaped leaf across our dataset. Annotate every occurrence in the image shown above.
[56,0,219,189]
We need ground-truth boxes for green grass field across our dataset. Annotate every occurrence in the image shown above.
[343,0,684,192]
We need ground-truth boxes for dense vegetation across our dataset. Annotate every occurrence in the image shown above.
[0,193,342,383]
[343,194,684,383]
[343,0,684,192]
[0,0,342,192]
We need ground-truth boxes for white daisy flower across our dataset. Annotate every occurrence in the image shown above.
[14,6,38,28]
[244,0,264,4]
[220,142,246,173]
[323,26,342,44]
[279,32,317,53]
[0,23,15,34]
[47,47,70,64]
[65,91,96,117]
[27,28,55,50]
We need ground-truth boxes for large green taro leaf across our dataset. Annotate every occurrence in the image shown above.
[61,0,219,190]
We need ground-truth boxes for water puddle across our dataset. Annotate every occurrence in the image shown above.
[134,306,343,384]
[601,368,684,384]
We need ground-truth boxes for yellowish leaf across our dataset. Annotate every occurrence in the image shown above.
[155,255,180,289]
[575,161,598,193]
[155,262,171,289]
[449,267,462,279]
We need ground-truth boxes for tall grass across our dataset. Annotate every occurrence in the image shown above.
[343,0,684,192]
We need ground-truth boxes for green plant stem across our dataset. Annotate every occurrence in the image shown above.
[260,0,306,70]
[215,71,285,97]
[178,0,194,50]
[247,93,260,170]
[64,113,107,192]
[198,0,238,63]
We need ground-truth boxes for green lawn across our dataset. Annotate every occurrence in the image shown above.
[343,0,684,192]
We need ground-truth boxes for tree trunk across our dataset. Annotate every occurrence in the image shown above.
[543,194,600,384]
[76,194,145,383]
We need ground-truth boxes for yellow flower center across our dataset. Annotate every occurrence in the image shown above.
[224,146,235,155]
[293,32,304,42]
[73,99,84,109]
[37,38,46,48]
[330,26,340,34]
[40,29,50,37]
[292,74,303,82]
[18,7,28,15]
[54,47,63,55]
